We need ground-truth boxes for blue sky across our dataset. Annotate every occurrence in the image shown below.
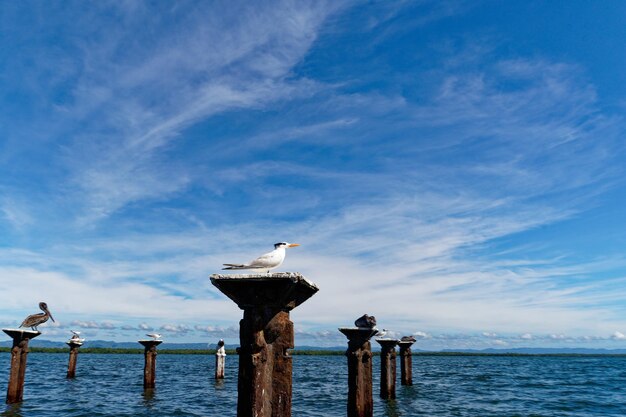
[1,1,626,350]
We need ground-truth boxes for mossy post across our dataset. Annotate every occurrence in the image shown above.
[398,339,416,386]
[3,329,40,404]
[339,327,378,417]
[210,273,319,417]
[376,339,399,399]
[138,340,162,389]
[66,340,83,379]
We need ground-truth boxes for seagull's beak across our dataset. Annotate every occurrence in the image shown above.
[288,243,300,247]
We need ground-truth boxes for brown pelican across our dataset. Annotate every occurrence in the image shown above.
[222,242,300,273]
[20,302,55,331]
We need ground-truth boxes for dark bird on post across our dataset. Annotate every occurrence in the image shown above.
[20,302,55,332]
[401,335,417,343]
[217,339,225,348]
[354,314,377,329]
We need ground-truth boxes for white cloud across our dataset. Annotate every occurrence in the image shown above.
[612,331,626,340]
[160,324,191,334]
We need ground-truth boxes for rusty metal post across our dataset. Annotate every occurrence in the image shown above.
[66,341,83,379]
[376,339,399,399]
[211,272,318,417]
[339,327,378,417]
[3,329,40,404]
[138,340,162,389]
[215,344,226,379]
[398,339,416,386]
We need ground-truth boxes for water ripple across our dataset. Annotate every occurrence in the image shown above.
[0,353,625,416]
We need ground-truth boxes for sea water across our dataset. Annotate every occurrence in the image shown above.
[1,353,625,416]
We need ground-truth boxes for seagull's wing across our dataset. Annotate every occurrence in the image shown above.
[246,250,282,268]
[223,249,282,270]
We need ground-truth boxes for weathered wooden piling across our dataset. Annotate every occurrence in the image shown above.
[215,339,226,379]
[339,327,378,417]
[3,329,40,404]
[66,340,83,379]
[376,339,399,399]
[138,339,162,389]
[398,338,416,386]
[210,272,318,417]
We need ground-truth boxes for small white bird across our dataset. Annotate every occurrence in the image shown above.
[222,242,300,273]
[147,333,162,340]
[70,330,85,342]
[376,329,388,338]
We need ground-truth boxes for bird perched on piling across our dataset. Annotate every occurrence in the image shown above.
[146,333,162,341]
[222,242,300,273]
[216,339,226,356]
[375,329,388,338]
[69,330,85,343]
[20,302,55,332]
[401,335,417,343]
[354,314,377,329]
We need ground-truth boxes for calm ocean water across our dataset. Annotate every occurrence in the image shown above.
[1,353,625,416]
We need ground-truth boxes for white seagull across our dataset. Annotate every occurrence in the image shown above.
[222,242,300,273]
[146,333,162,341]
[375,329,388,338]
[69,330,85,343]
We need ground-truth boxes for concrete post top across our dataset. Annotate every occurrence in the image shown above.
[3,328,41,341]
[338,327,379,344]
[210,272,318,311]
[375,338,400,348]
[66,341,84,347]
[138,340,163,348]
[398,340,416,348]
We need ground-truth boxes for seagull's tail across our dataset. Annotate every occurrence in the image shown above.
[222,264,247,270]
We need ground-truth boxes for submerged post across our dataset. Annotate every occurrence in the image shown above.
[138,339,162,389]
[339,326,378,417]
[210,272,318,417]
[3,329,40,404]
[398,337,416,386]
[215,339,226,379]
[376,339,399,399]
[66,340,84,379]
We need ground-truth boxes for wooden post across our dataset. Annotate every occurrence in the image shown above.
[138,340,162,389]
[376,339,399,399]
[215,343,226,379]
[3,329,40,404]
[66,341,83,379]
[398,339,416,386]
[211,272,319,417]
[339,327,378,417]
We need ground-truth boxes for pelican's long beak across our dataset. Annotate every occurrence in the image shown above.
[288,243,300,247]
[49,312,55,322]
